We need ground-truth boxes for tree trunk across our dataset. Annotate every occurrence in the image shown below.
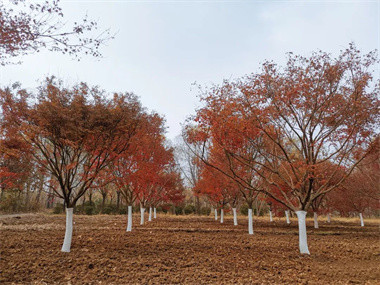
[196,196,201,215]
[148,207,152,222]
[126,205,132,232]
[285,210,290,224]
[327,213,331,223]
[24,181,31,209]
[214,208,218,220]
[232,208,238,226]
[269,210,273,222]
[101,193,106,212]
[116,191,121,210]
[248,208,253,234]
[140,208,145,225]
[51,195,55,208]
[89,191,93,205]
[313,212,319,229]
[61,208,74,252]
[295,211,310,254]
[35,174,44,204]
[359,213,364,227]
[154,207,157,219]
[0,186,4,200]
[220,209,224,223]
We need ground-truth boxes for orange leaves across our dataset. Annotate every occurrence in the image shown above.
[0,78,155,207]
[105,106,184,207]
[186,44,379,212]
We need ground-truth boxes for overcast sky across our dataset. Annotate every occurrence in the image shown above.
[1,0,379,140]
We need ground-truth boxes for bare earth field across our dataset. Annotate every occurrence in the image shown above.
[0,213,379,284]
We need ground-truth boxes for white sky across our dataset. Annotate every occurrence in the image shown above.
[1,0,379,140]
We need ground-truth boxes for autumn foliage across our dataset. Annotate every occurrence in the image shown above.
[0,77,184,209]
[186,44,379,213]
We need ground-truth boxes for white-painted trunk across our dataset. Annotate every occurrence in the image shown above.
[126,205,132,232]
[148,207,152,222]
[285,210,290,224]
[140,208,145,225]
[359,213,364,227]
[327,213,331,223]
[269,210,273,222]
[214,209,218,220]
[232,208,238,226]
[61,208,74,252]
[220,209,224,223]
[154,207,157,219]
[248,208,253,235]
[313,212,319,229]
[295,211,310,255]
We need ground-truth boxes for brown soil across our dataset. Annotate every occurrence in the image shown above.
[0,214,379,284]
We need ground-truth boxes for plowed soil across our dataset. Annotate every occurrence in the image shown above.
[0,213,379,284]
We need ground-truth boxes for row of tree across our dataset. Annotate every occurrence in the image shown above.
[183,44,379,254]
[192,142,379,221]
[0,78,185,252]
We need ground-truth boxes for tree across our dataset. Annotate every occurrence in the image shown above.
[109,111,182,230]
[186,44,379,254]
[174,136,204,215]
[0,108,34,210]
[186,130,267,234]
[196,164,228,223]
[328,138,380,225]
[0,78,144,252]
[91,170,114,213]
[0,0,113,65]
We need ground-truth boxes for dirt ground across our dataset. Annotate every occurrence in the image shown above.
[0,213,379,284]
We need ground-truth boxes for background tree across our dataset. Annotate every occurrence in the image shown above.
[174,136,204,215]
[328,139,380,225]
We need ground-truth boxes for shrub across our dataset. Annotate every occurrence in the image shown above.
[53,204,64,214]
[200,206,211,216]
[0,193,22,213]
[84,205,95,215]
[159,204,171,213]
[240,204,249,216]
[102,204,117,214]
[175,205,184,215]
[184,204,196,215]
[118,207,127,215]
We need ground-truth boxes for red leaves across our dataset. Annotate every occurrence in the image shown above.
[0,78,151,207]
[186,44,379,212]
[104,107,184,207]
